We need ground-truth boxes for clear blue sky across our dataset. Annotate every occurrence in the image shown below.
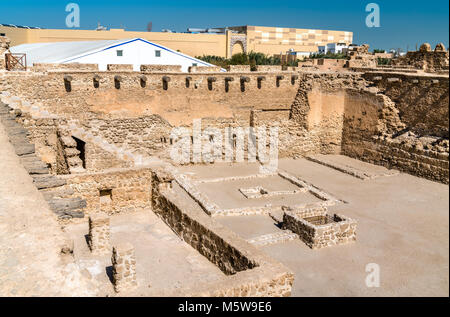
[1,0,448,51]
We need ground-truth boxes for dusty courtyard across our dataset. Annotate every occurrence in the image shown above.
[179,159,449,296]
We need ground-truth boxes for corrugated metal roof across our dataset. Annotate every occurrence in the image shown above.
[9,38,217,69]
[10,39,129,64]
[0,23,42,29]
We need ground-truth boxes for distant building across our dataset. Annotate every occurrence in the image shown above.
[1,24,353,58]
[9,38,216,72]
[318,42,348,54]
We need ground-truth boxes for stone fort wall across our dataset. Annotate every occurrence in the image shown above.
[0,64,448,183]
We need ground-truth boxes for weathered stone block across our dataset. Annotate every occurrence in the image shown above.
[111,242,137,293]
[33,175,67,190]
[283,208,357,249]
[88,213,110,255]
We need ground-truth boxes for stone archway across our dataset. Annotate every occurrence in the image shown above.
[230,35,247,56]
[231,41,244,55]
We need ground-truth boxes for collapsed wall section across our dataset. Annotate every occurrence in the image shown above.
[342,73,449,183]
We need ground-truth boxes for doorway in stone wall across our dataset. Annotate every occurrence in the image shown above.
[72,136,86,169]
[231,41,244,55]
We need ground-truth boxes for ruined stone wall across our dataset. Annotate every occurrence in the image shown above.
[341,73,449,183]
[151,169,294,296]
[140,65,182,72]
[69,116,173,157]
[60,168,153,215]
[362,72,449,138]
[15,115,60,172]
[227,65,251,72]
[0,70,300,169]
[188,66,223,73]
[152,170,258,275]
[0,36,10,70]
[31,63,99,72]
[284,71,449,183]
[2,68,448,183]
[392,50,449,72]
[269,72,369,157]
[0,71,299,125]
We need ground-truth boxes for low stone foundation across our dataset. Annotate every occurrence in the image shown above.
[151,168,294,296]
[61,168,153,215]
[283,208,357,249]
[111,242,138,293]
[88,213,110,255]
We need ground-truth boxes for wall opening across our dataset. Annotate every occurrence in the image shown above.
[72,136,86,169]
[114,76,121,89]
[231,41,244,55]
[64,75,72,92]
[99,189,113,204]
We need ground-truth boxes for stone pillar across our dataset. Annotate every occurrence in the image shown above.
[88,213,110,255]
[111,243,137,293]
[0,36,11,70]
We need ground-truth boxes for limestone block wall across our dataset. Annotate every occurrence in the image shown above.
[188,66,223,73]
[0,70,301,169]
[0,71,299,126]
[15,115,60,172]
[60,168,153,215]
[0,36,10,70]
[344,137,449,184]
[31,63,99,72]
[341,73,449,183]
[391,50,449,72]
[141,65,182,72]
[88,213,111,254]
[69,116,173,157]
[111,243,137,293]
[255,65,284,72]
[283,209,357,249]
[1,69,448,183]
[227,65,251,72]
[107,64,134,71]
[362,72,449,138]
[269,72,370,157]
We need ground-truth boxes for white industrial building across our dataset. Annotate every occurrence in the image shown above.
[9,38,217,72]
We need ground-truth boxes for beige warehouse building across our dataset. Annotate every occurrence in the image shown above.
[0,24,353,58]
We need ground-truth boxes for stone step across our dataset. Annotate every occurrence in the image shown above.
[9,134,30,145]
[6,126,28,136]
[0,111,13,118]
[61,136,77,148]
[1,119,21,128]
[40,187,75,200]
[33,175,67,190]
[64,147,80,157]
[22,161,50,175]
[67,156,83,167]
[47,197,86,219]
[0,106,12,114]
[14,143,35,156]
[70,166,86,174]
[20,154,41,163]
